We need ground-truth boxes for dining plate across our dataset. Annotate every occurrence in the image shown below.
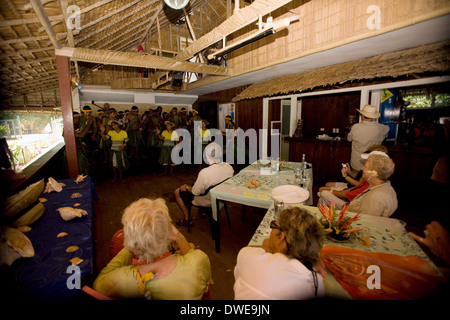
[271,185,309,204]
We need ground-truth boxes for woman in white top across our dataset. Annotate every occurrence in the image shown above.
[234,207,325,300]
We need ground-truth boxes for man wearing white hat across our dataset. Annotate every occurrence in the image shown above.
[347,104,389,172]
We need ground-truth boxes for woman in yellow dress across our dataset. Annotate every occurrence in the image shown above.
[93,198,212,300]
[100,120,129,182]
[156,121,179,175]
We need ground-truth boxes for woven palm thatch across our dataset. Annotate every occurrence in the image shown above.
[232,41,450,102]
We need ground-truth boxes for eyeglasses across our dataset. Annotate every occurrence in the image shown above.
[270,220,282,231]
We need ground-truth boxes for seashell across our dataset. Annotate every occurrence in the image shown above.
[57,207,88,221]
[75,174,87,183]
[70,257,83,266]
[16,226,31,233]
[12,202,45,227]
[44,177,64,193]
[66,246,79,253]
[39,198,47,203]
[57,232,68,238]
[4,179,44,219]
[73,203,81,207]
[70,192,83,199]
[0,227,35,266]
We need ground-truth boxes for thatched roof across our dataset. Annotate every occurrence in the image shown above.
[232,41,450,102]
[0,0,294,108]
[0,0,229,107]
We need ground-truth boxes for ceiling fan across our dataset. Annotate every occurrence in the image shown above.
[164,0,189,10]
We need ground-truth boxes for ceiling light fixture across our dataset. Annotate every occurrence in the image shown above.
[164,0,189,10]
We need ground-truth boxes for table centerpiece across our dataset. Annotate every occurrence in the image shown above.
[318,203,363,242]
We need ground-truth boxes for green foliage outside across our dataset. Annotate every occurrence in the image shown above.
[404,93,450,108]
[0,112,61,133]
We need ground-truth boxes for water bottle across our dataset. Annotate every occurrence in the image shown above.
[302,154,308,181]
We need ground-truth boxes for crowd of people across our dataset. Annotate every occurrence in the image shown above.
[85,103,449,300]
[72,104,218,181]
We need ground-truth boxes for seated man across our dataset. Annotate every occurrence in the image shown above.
[174,142,234,226]
[319,145,388,195]
[347,152,397,217]
[318,150,395,216]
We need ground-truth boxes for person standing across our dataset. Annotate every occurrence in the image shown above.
[156,121,179,175]
[101,120,129,182]
[169,107,182,129]
[125,106,141,159]
[347,104,389,172]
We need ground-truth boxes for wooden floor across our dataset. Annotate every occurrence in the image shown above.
[90,153,449,300]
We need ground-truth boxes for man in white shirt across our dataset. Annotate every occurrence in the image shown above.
[347,105,389,172]
[174,142,234,226]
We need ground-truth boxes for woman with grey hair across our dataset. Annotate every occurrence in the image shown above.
[93,198,212,299]
[348,154,398,217]
[234,207,325,300]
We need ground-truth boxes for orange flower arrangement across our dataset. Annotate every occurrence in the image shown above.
[318,203,364,241]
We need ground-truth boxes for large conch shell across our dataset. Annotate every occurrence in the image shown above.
[4,179,44,219]
[44,177,65,193]
[57,207,88,221]
[0,226,35,266]
[12,201,45,227]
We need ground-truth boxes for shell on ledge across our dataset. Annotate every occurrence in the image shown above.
[66,246,79,253]
[57,207,87,221]
[44,177,65,193]
[74,174,87,184]
[70,257,83,266]
[0,227,35,266]
[70,192,83,199]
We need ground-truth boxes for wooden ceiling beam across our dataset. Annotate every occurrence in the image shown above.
[55,47,229,76]
[37,0,116,33]
[29,0,62,49]
[175,0,293,61]
[76,0,159,46]
[0,33,67,46]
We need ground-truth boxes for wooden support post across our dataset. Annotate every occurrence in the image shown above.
[56,55,78,178]
[183,8,205,64]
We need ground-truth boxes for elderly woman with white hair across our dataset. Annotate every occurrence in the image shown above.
[93,198,212,300]
[347,153,398,217]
